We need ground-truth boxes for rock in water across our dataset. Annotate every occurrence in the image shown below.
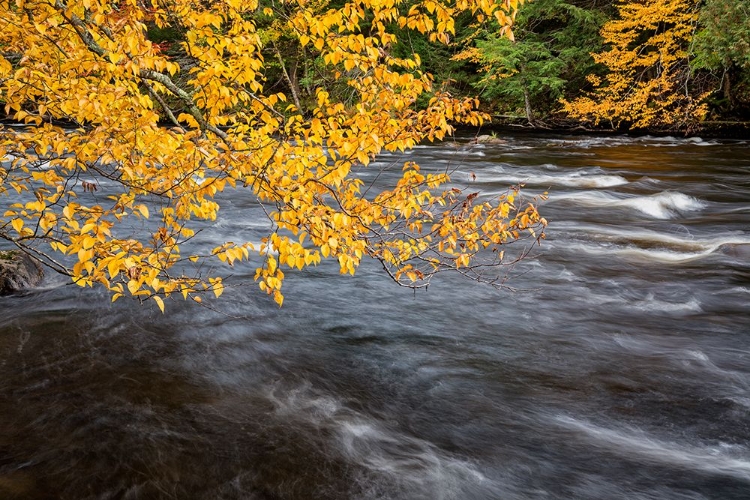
[0,251,44,295]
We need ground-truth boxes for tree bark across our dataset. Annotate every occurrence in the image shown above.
[273,43,303,111]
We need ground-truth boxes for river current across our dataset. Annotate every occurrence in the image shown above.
[1,133,749,499]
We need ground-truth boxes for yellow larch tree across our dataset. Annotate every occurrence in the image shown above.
[0,0,545,309]
[564,0,708,130]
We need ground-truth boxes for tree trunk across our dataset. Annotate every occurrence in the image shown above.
[522,80,534,126]
[518,63,535,126]
[273,43,302,111]
[723,70,735,108]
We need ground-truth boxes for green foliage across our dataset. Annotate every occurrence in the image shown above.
[392,11,479,98]
[692,0,750,71]
[474,34,565,118]
[690,0,750,117]
[460,0,607,121]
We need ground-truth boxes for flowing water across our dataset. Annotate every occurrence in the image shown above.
[1,134,749,499]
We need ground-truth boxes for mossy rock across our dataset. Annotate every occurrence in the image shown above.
[0,250,44,295]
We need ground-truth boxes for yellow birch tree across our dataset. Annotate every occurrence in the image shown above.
[0,0,545,309]
[563,0,708,130]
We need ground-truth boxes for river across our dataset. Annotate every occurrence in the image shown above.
[1,133,749,499]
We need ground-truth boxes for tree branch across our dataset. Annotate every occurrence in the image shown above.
[53,1,228,140]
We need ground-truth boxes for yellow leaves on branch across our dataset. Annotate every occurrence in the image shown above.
[563,0,707,130]
[0,0,541,309]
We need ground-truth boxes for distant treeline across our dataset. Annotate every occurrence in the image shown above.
[236,0,748,133]
[5,1,748,134]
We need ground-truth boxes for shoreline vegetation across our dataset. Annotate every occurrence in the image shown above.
[4,112,747,141]
[4,1,749,139]
[4,0,748,137]
[482,116,750,140]
[455,0,750,136]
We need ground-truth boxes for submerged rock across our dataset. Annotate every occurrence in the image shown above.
[0,250,44,295]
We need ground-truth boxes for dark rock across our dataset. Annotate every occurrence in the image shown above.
[0,250,44,295]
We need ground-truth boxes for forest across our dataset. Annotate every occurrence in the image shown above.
[6,0,750,133]
[242,0,749,132]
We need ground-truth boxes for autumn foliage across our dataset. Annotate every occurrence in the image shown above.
[563,0,708,130]
[0,0,545,308]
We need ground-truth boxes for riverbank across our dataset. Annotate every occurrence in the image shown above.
[4,111,750,141]
[478,115,750,140]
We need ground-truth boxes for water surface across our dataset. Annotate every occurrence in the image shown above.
[1,134,749,499]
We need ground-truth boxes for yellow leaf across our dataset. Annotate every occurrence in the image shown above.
[82,236,96,250]
[177,113,200,128]
[153,295,165,313]
[108,259,120,279]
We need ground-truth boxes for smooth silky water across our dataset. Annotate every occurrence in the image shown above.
[1,134,749,499]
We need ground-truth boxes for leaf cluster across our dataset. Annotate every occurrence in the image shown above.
[0,0,545,310]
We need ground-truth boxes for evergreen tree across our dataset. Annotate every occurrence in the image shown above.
[455,0,607,124]
[691,0,750,119]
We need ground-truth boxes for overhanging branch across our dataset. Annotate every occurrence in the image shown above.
[53,1,227,140]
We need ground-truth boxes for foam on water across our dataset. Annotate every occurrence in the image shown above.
[265,381,502,500]
[566,224,750,252]
[685,137,721,147]
[561,225,750,263]
[729,397,750,409]
[540,135,720,149]
[561,284,701,314]
[555,416,750,481]
[564,224,698,246]
[620,191,706,219]
[552,190,706,219]
[338,418,493,499]
[567,242,714,263]
[610,337,749,385]
[678,351,750,389]
[630,295,702,313]
[488,172,629,189]
[269,381,342,420]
